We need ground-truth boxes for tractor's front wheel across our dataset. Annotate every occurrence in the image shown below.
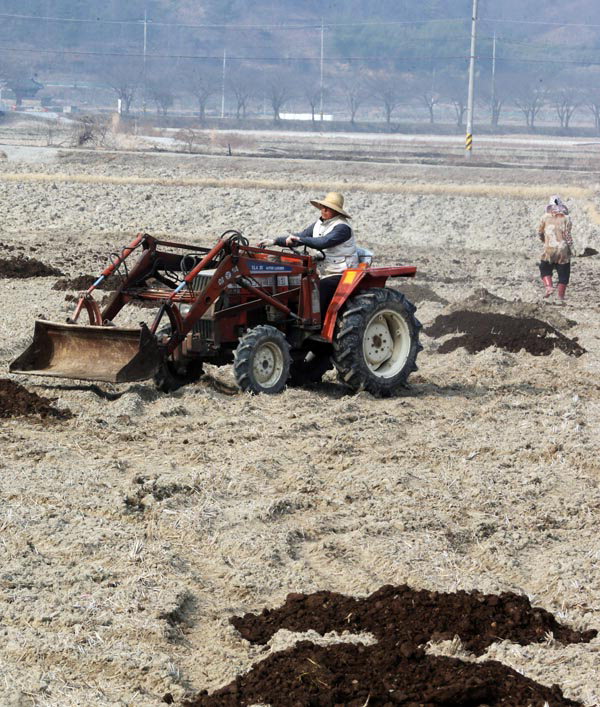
[233,325,291,394]
[154,358,204,393]
[332,287,422,397]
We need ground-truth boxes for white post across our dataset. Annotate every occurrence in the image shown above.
[319,19,324,122]
[142,8,148,115]
[465,0,478,159]
[491,31,497,126]
[221,48,227,119]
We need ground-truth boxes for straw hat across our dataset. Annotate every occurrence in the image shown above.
[310,191,351,218]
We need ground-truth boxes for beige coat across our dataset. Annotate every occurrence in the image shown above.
[538,212,573,264]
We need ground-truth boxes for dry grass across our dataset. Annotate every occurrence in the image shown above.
[0,170,595,200]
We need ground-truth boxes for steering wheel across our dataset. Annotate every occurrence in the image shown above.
[284,242,325,261]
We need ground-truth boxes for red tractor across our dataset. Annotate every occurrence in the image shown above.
[11,231,422,396]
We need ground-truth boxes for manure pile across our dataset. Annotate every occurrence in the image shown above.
[186,585,596,706]
[0,255,63,278]
[426,311,586,357]
[0,379,71,419]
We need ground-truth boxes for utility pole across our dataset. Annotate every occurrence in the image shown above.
[319,19,324,122]
[491,31,497,126]
[142,8,148,115]
[221,48,227,119]
[465,0,478,159]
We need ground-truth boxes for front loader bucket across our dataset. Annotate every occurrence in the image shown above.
[9,320,161,384]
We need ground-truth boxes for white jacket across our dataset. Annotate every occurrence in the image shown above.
[313,216,359,275]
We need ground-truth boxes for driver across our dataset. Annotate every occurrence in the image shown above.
[265,191,359,315]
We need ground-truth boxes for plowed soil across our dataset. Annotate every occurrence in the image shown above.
[186,585,595,706]
[426,311,586,356]
[0,255,63,278]
[0,378,72,418]
[1,136,600,707]
[52,274,116,290]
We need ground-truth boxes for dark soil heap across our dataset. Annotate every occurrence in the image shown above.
[185,585,596,706]
[395,282,448,305]
[0,379,72,419]
[0,256,63,279]
[426,311,585,356]
[52,274,116,291]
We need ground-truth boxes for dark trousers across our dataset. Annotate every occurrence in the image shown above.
[319,275,342,316]
[539,261,570,285]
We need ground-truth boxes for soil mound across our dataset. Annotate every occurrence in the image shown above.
[0,379,72,419]
[52,274,116,291]
[0,256,63,279]
[580,247,598,257]
[186,585,595,706]
[395,281,449,305]
[449,288,576,331]
[426,311,585,356]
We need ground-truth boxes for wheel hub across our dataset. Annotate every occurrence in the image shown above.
[364,317,394,366]
[253,343,283,386]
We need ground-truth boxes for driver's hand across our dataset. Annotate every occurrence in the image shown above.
[285,235,300,247]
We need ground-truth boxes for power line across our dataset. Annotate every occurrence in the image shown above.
[0,45,470,61]
[1,44,600,67]
[0,11,470,30]
[3,10,600,31]
[481,16,600,30]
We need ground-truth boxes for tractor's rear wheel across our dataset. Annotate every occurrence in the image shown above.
[332,287,422,397]
[233,325,291,394]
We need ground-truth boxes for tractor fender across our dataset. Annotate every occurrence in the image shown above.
[321,265,417,341]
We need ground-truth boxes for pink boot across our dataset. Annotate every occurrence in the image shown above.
[542,275,554,298]
[557,283,567,302]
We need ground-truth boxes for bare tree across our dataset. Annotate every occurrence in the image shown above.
[513,81,546,130]
[585,94,600,134]
[184,66,219,123]
[419,90,440,125]
[70,115,109,147]
[175,127,205,153]
[104,60,141,115]
[570,67,600,134]
[371,71,404,126]
[148,77,175,118]
[552,88,579,129]
[229,68,255,120]
[263,69,293,122]
[303,83,321,124]
[478,73,513,128]
[339,72,368,124]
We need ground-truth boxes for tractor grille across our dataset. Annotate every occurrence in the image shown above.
[190,271,216,339]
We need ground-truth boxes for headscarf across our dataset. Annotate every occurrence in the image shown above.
[546,195,569,215]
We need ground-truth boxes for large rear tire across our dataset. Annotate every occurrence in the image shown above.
[233,325,291,394]
[332,288,422,397]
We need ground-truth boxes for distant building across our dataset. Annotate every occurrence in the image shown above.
[280,112,333,121]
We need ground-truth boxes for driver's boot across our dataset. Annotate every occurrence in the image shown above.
[557,283,567,303]
[542,275,554,298]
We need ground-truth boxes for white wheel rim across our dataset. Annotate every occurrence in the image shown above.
[253,341,285,388]
[362,308,411,378]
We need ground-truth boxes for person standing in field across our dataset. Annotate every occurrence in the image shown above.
[537,195,573,303]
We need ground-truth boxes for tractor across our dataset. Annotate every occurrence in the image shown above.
[10,231,422,396]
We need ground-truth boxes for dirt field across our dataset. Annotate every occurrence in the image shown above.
[1,126,600,706]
